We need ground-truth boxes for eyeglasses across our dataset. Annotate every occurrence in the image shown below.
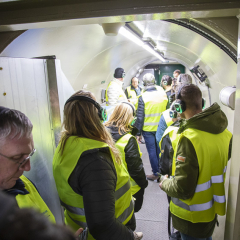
[0,148,36,168]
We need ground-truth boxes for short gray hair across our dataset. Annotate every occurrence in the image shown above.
[176,74,193,96]
[143,73,155,87]
[0,108,33,142]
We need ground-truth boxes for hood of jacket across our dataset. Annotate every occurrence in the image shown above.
[113,78,124,87]
[107,125,126,142]
[144,85,158,92]
[178,103,228,134]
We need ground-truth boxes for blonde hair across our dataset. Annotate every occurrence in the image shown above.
[59,90,121,164]
[105,103,134,135]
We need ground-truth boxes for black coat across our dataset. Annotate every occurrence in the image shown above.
[68,147,135,240]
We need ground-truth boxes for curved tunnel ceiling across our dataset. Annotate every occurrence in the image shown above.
[0,19,237,130]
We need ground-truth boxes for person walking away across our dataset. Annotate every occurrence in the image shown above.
[134,73,168,181]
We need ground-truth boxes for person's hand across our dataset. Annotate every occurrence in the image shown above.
[75,228,83,240]
[137,136,142,143]
[128,99,131,102]
[159,175,168,189]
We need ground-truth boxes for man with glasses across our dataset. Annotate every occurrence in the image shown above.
[0,106,55,223]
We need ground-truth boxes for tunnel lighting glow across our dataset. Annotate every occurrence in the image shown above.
[143,45,166,62]
[119,27,144,46]
[119,27,166,62]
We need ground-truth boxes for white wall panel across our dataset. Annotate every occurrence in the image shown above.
[0,57,63,223]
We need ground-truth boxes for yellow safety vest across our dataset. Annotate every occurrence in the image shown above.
[162,109,174,127]
[159,125,180,160]
[126,86,143,106]
[16,175,56,223]
[142,87,168,131]
[105,81,126,106]
[53,137,134,240]
[170,128,232,223]
[116,133,142,195]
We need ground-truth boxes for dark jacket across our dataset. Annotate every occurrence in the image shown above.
[107,125,148,189]
[162,103,232,238]
[68,147,135,240]
[159,120,180,175]
[166,89,172,109]
[134,86,159,135]
[125,85,142,99]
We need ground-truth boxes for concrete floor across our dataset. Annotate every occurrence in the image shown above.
[135,143,169,240]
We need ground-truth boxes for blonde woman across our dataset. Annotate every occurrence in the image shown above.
[52,90,143,240]
[105,102,148,213]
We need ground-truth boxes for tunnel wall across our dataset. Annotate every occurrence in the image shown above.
[0,21,238,239]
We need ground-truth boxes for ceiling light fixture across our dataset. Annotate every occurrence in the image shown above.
[119,27,166,62]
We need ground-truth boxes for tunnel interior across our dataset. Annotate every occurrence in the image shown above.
[0,5,239,240]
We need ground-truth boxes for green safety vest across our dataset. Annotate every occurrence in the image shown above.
[16,175,56,223]
[105,81,126,106]
[53,137,134,240]
[170,128,232,223]
[162,109,174,127]
[159,125,180,159]
[116,133,142,195]
[142,87,168,131]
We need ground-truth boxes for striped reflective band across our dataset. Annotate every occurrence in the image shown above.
[172,195,226,212]
[60,200,85,216]
[115,180,131,200]
[67,212,88,228]
[130,179,138,186]
[117,200,134,223]
[144,122,159,126]
[195,167,227,193]
[145,113,161,117]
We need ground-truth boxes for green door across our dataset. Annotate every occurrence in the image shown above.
[156,64,185,85]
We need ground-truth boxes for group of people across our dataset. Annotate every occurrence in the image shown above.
[105,67,232,240]
[0,66,232,240]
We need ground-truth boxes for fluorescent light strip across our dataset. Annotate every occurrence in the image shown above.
[119,27,166,62]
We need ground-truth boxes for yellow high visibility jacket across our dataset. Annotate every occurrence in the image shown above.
[170,128,232,223]
[162,109,174,127]
[142,87,168,132]
[159,125,180,159]
[116,133,142,195]
[126,86,143,106]
[53,137,134,240]
[16,175,56,223]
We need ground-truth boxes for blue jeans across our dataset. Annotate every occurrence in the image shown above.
[142,131,160,175]
[180,233,212,240]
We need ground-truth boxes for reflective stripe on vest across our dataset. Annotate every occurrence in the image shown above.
[170,128,232,223]
[115,133,142,195]
[162,109,174,127]
[142,88,168,131]
[159,126,180,160]
[16,175,56,223]
[53,137,133,239]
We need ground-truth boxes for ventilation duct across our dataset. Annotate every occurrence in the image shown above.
[101,23,125,36]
